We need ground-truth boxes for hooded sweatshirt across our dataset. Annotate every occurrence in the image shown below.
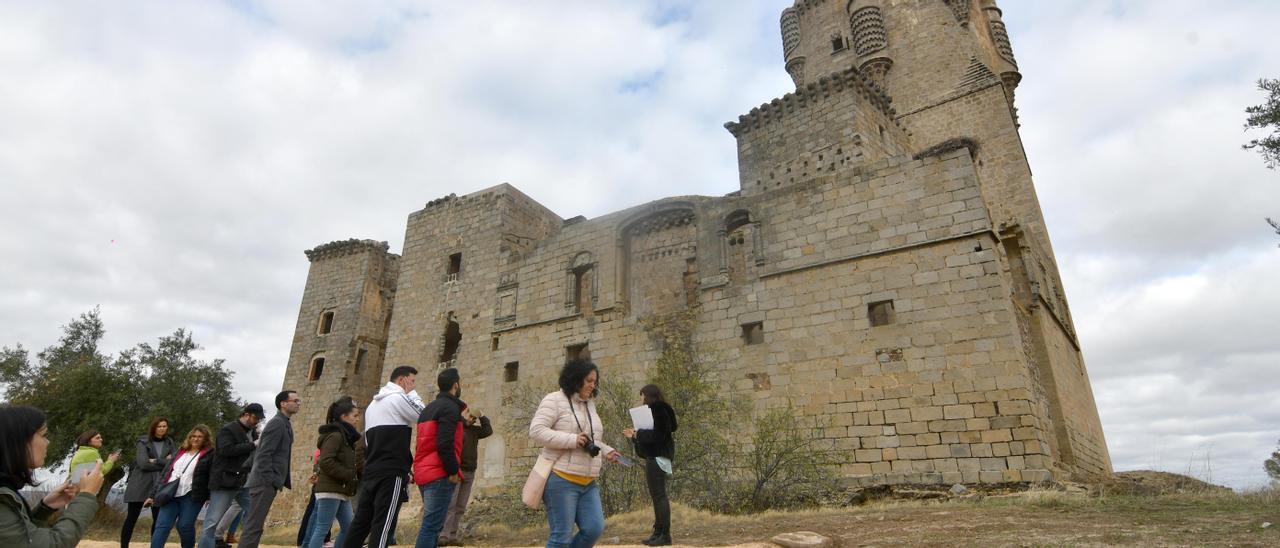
[362,381,425,480]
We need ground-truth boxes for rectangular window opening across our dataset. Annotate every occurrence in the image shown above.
[491,336,500,351]
[447,252,462,281]
[869,300,896,327]
[741,322,764,345]
[354,348,367,373]
[504,361,519,383]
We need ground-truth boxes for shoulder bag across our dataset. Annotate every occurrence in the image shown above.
[521,453,556,509]
[153,452,197,507]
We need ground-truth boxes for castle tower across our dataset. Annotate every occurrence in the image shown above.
[272,239,399,520]
[765,0,1111,479]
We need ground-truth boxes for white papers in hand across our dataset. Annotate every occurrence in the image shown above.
[629,405,654,430]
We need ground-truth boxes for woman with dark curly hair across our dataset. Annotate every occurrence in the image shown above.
[529,359,622,548]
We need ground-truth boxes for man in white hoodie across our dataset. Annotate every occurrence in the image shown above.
[343,366,425,548]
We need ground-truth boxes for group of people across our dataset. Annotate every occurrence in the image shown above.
[0,393,300,548]
[0,357,678,548]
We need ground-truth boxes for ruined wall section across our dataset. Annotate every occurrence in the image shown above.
[384,184,562,378]
[727,68,910,197]
[275,239,399,520]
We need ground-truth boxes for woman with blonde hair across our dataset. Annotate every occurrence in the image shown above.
[148,425,213,548]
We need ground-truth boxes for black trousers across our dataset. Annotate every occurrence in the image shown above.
[644,458,670,536]
[120,501,159,548]
[343,474,405,548]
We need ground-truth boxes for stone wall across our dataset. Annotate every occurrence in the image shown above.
[728,67,909,197]
[273,239,399,522]
[364,147,1063,489]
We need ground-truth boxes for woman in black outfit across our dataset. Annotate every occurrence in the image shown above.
[623,384,677,546]
[121,416,175,548]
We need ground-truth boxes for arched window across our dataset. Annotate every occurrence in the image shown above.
[309,354,326,381]
[722,210,762,283]
[565,252,597,315]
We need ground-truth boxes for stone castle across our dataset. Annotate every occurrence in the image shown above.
[273,0,1111,519]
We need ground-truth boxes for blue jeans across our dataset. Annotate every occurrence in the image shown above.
[151,494,202,548]
[302,496,353,548]
[199,488,249,548]
[414,478,457,548]
[543,473,604,548]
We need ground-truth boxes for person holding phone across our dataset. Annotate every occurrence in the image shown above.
[67,429,121,481]
[0,404,106,548]
[529,359,621,548]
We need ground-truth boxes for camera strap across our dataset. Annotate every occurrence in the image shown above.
[567,395,594,441]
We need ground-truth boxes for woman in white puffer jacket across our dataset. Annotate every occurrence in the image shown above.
[529,359,621,548]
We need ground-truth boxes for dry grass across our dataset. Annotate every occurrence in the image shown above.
[82,485,1280,547]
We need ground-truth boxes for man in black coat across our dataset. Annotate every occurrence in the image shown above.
[198,403,263,548]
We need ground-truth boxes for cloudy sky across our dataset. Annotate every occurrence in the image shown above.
[2,1,1277,489]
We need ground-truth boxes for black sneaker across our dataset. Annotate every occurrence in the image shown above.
[644,534,672,546]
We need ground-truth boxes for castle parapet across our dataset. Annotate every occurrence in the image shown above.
[304,239,392,262]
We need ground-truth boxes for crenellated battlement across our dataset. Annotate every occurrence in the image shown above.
[724,66,897,137]
[303,239,393,262]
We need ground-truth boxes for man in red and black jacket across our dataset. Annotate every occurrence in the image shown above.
[411,367,465,548]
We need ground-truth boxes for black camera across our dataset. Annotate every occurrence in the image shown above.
[584,439,601,457]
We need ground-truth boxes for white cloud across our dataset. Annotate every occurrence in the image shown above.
[2,0,1278,489]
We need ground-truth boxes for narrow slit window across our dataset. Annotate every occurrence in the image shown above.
[491,336,500,351]
[504,361,519,383]
[354,348,367,373]
[741,322,764,345]
[869,300,896,327]
[318,311,334,335]
[309,356,325,381]
[447,253,462,281]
